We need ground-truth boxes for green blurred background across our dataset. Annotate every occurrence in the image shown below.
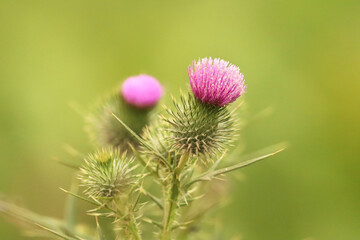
[0,0,359,239]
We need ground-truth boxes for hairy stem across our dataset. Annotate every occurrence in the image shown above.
[161,171,180,240]
[161,153,189,240]
[111,196,142,240]
[128,214,141,240]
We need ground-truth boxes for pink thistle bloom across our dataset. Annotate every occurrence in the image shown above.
[121,74,163,108]
[188,57,247,106]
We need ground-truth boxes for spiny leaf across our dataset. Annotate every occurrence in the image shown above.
[141,218,163,229]
[60,188,100,207]
[139,187,163,210]
[63,144,86,160]
[60,188,119,217]
[129,143,157,176]
[96,216,107,240]
[0,199,91,240]
[34,223,80,240]
[131,191,142,212]
[186,142,287,187]
[96,217,116,240]
[171,220,194,230]
[64,177,78,231]
[57,160,80,170]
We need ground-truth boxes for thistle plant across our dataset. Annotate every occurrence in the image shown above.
[0,57,285,240]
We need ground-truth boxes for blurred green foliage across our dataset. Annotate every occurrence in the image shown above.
[0,0,359,239]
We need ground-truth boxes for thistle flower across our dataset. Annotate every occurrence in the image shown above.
[165,93,235,158]
[78,148,136,199]
[188,57,246,106]
[121,74,163,108]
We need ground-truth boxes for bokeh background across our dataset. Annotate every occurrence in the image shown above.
[0,0,359,239]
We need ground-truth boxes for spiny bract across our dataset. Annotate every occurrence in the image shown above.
[141,119,173,161]
[165,93,236,158]
[78,148,136,199]
[140,119,186,174]
[86,93,151,149]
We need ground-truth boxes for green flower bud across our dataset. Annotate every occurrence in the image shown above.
[141,120,172,157]
[78,148,136,199]
[140,119,179,169]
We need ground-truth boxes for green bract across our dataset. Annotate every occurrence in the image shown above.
[86,93,151,149]
[165,94,236,158]
[78,148,136,199]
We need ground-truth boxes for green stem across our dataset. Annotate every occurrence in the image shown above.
[161,153,189,240]
[161,172,180,240]
[128,214,141,240]
[110,195,142,240]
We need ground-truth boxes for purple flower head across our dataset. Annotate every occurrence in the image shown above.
[121,74,163,108]
[188,57,247,106]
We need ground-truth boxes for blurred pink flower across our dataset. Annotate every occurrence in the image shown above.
[188,57,246,106]
[121,74,163,108]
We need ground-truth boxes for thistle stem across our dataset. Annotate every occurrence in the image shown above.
[128,214,142,240]
[161,153,189,240]
[111,196,142,240]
